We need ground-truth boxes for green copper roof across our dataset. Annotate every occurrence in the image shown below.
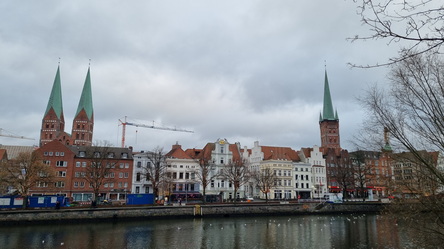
[75,67,94,120]
[321,70,338,121]
[383,142,393,152]
[44,66,64,119]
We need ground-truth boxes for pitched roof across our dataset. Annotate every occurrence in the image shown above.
[321,70,338,121]
[75,67,94,120]
[44,65,64,119]
[165,144,193,159]
[196,143,215,161]
[229,143,242,162]
[261,146,300,161]
[184,148,202,159]
[0,145,36,160]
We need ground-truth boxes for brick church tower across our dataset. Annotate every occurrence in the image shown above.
[71,67,94,146]
[40,65,94,147]
[319,70,340,149]
[40,65,69,146]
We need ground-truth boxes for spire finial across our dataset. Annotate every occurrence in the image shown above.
[89,58,91,67]
[324,60,327,70]
[58,57,61,65]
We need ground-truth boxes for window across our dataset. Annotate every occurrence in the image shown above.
[82,162,87,167]
[75,172,81,178]
[55,152,60,156]
[76,162,81,167]
[121,153,128,159]
[60,152,64,156]
[43,160,51,165]
[49,152,53,156]
[136,187,140,193]
[107,152,114,158]
[57,171,66,177]
[55,181,65,188]
[137,162,142,168]
[124,172,129,178]
[120,163,124,168]
[136,173,141,181]
[109,172,115,178]
[119,173,123,178]
[56,161,67,167]
[37,182,48,188]
[80,181,85,187]
[79,151,86,157]
[74,182,79,187]
[125,163,129,168]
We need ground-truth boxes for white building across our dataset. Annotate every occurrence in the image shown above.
[299,146,328,199]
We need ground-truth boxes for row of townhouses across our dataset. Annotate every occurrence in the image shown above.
[1,66,442,203]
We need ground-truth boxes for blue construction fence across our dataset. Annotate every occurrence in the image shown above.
[126,194,154,205]
[0,196,67,209]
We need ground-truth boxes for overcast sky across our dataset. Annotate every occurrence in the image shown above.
[0,1,395,152]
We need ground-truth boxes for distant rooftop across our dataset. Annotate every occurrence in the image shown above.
[0,145,36,160]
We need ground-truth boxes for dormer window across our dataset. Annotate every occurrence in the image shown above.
[121,153,128,159]
[107,152,115,158]
[79,151,86,157]
[94,152,101,158]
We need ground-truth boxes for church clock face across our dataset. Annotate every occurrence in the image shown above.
[219,140,225,144]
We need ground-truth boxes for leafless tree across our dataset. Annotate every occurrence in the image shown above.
[350,0,444,67]
[0,152,54,207]
[360,51,444,244]
[196,158,217,204]
[350,150,374,201]
[143,147,167,200]
[82,142,119,205]
[327,150,355,200]
[219,159,250,203]
[251,167,276,203]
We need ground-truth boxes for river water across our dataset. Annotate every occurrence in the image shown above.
[0,214,428,249]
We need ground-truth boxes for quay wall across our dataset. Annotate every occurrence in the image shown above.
[0,202,387,224]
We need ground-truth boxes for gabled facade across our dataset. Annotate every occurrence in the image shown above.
[40,65,94,147]
[165,143,200,202]
[195,138,247,200]
[299,145,327,199]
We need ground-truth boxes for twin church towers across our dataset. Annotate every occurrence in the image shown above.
[39,65,94,147]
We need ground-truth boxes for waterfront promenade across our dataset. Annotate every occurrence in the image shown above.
[0,202,387,225]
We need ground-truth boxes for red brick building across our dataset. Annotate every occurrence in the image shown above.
[32,140,133,203]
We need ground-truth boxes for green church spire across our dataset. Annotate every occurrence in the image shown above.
[321,70,337,121]
[75,67,94,120]
[44,65,64,119]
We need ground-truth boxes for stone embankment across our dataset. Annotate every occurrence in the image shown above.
[0,202,387,225]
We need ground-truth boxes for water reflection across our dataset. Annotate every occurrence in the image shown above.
[0,214,424,249]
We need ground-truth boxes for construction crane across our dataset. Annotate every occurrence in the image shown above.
[118,116,193,148]
[0,128,35,140]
